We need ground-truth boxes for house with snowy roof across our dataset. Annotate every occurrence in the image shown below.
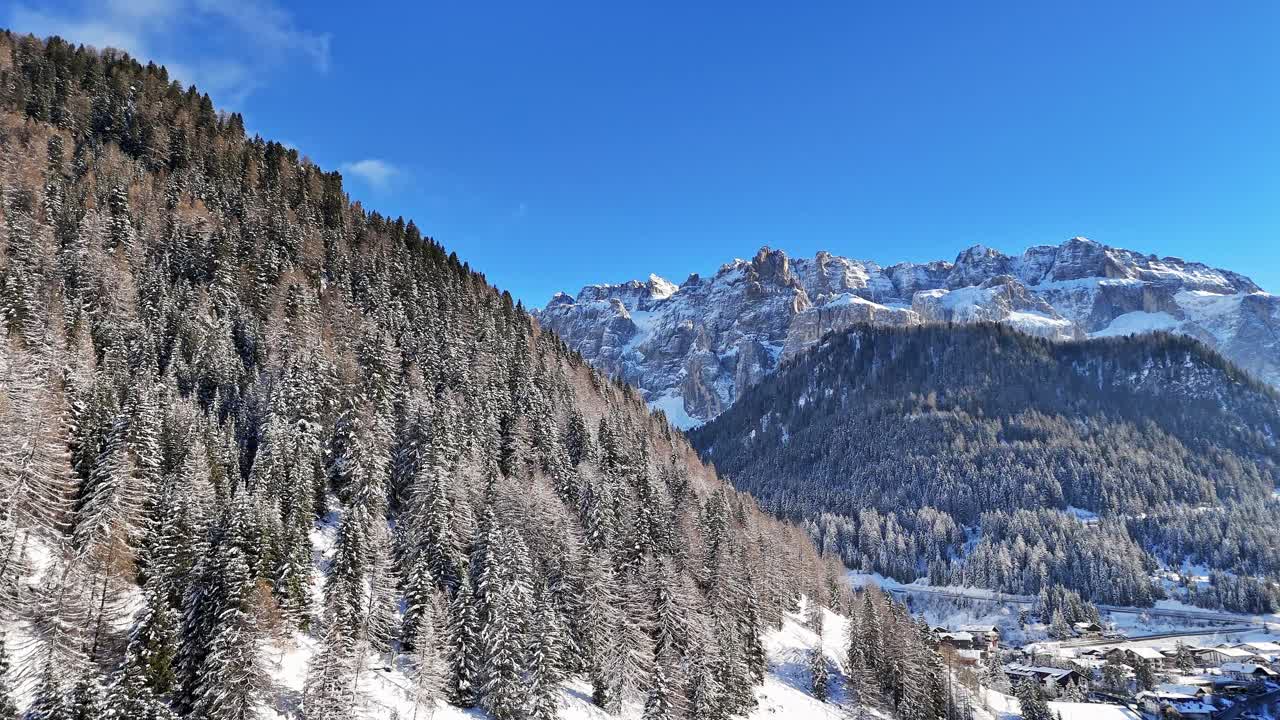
[1003,663,1085,690]
[1105,646,1167,667]
[1219,662,1278,681]
[936,630,976,651]
[1068,657,1109,679]
[1232,641,1280,654]
[958,624,1000,651]
[1152,684,1207,698]
[1073,621,1104,636]
[1136,690,1217,720]
[1230,641,1280,665]
[1193,646,1260,666]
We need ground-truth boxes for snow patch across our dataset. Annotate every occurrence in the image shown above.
[1092,311,1181,338]
[648,391,700,430]
[1064,506,1100,524]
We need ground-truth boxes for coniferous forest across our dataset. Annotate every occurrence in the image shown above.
[692,324,1280,612]
[0,32,969,720]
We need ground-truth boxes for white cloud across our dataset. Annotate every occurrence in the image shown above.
[193,0,331,73]
[8,0,330,106]
[340,159,401,190]
[10,7,147,56]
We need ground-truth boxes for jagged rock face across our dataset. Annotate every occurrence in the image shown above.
[537,237,1279,427]
[782,296,917,359]
[912,275,1078,340]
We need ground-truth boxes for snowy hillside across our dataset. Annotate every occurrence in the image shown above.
[254,600,870,719]
[538,238,1279,427]
[0,539,858,720]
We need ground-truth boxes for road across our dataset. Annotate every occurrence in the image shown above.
[882,584,1275,631]
[1057,626,1263,647]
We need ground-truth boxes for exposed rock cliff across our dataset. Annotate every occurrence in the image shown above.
[538,238,1278,427]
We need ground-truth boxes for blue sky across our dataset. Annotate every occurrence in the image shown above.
[8,1,1279,303]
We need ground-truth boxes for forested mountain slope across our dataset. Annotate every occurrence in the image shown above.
[0,31,925,720]
[690,323,1280,612]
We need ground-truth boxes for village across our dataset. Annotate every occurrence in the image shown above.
[930,620,1280,720]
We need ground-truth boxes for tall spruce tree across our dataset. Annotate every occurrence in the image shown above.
[0,636,17,719]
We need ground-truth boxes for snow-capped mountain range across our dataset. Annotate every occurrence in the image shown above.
[536,237,1279,427]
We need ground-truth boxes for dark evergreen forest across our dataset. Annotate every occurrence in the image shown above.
[692,323,1280,612]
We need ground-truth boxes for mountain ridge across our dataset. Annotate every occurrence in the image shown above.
[538,237,1279,426]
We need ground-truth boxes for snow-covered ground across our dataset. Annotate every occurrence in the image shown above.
[980,689,1140,720]
[650,389,701,430]
[848,571,1279,638]
[261,599,872,719]
[2,513,867,719]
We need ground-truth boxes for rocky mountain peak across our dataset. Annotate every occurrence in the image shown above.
[537,237,1278,428]
[748,246,796,286]
[647,273,679,299]
[949,243,1014,288]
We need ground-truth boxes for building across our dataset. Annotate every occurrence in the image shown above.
[1193,647,1259,667]
[1105,646,1167,667]
[959,624,1001,652]
[1136,690,1217,720]
[936,630,975,651]
[1073,621,1104,636]
[1230,642,1280,665]
[1219,662,1278,682]
[1069,657,1109,679]
[1152,684,1207,698]
[1231,641,1280,655]
[1003,663,1086,691]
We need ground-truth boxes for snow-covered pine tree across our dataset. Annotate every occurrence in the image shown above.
[445,574,480,708]
[646,556,689,663]
[363,520,401,655]
[849,589,885,708]
[809,621,829,702]
[104,627,179,720]
[0,342,74,545]
[400,419,462,641]
[740,571,767,685]
[406,591,446,720]
[717,623,755,715]
[642,657,675,720]
[1016,680,1054,720]
[580,553,619,710]
[1134,657,1157,691]
[477,526,532,720]
[526,583,564,720]
[302,621,357,720]
[0,635,16,718]
[140,449,207,608]
[23,659,67,720]
[685,642,728,720]
[177,495,267,718]
[110,578,179,709]
[324,395,364,500]
[72,413,142,553]
[105,182,133,251]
